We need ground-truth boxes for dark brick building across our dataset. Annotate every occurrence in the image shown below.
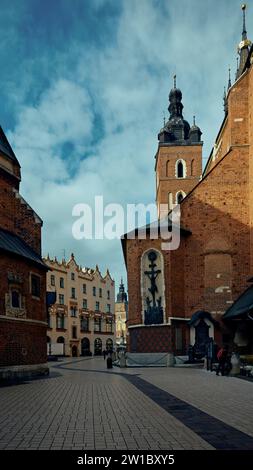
[0,126,48,373]
[122,8,253,360]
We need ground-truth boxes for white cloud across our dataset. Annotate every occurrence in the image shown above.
[6,0,250,290]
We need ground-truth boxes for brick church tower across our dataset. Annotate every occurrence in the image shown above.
[155,77,202,216]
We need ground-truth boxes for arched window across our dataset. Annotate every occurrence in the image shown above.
[176,160,186,178]
[176,191,186,204]
[94,338,102,356]
[141,249,165,325]
[81,337,90,356]
[57,336,65,343]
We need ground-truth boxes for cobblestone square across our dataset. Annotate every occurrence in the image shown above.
[0,358,253,450]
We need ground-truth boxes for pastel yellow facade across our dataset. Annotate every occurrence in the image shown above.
[44,253,115,356]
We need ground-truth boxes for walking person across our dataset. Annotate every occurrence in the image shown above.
[106,350,113,369]
[206,338,214,371]
[216,344,229,376]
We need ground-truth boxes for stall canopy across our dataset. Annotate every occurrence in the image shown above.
[223,285,253,320]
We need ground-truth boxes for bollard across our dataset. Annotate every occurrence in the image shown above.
[230,352,240,376]
[167,353,175,367]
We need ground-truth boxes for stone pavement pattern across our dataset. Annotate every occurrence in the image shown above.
[0,358,252,450]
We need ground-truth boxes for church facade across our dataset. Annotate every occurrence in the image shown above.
[122,7,253,359]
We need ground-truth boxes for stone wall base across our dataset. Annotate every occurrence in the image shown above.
[126,352,175,367]
[0,363,49,383]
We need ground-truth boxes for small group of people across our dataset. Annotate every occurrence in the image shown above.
[206,339,232,376]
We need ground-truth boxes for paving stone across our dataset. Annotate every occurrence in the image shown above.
[1,357,251,450]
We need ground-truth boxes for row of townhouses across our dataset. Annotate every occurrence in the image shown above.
[45,253,116,357]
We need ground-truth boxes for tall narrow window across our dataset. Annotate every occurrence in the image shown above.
[166,160,170,176]
[50,275,55,286]
[31,274,40,298]
[11,290,20,308]
[176,160,185,178]
[106,318,113,333]
[57,314,65,329]
[71,287,76,299]
[70,307,77,317]
[94,317,102,332]
[81,317,89,332]
[176,192,185,204]
[60,277,64,288]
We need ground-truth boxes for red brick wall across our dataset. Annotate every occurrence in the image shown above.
[181,145,250,323]
[0,254,47,322]
[129,326,173,353]
[129,322,189,354]
[0,169,41,255]
[0,254,47,366]
[0,320,47,366]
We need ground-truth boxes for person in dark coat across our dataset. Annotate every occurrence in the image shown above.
[106,352,113,369]
[216,344,229,376]
[103,349,107,360]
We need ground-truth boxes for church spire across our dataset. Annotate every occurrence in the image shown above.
[242,3,247,40]
[227,67,231,90]
[116,278,127,303]
[236,4,252,79]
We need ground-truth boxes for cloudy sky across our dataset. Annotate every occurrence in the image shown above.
[0,0,250,292]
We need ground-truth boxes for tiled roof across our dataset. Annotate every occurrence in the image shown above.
[0,228,48,269]
[0,126,20,166]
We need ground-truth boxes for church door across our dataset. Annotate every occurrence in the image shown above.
[194,319,210,358]
[72,345,78,357]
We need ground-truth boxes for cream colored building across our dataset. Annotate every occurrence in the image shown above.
[115,279,128,346]
[45,253,115,357]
